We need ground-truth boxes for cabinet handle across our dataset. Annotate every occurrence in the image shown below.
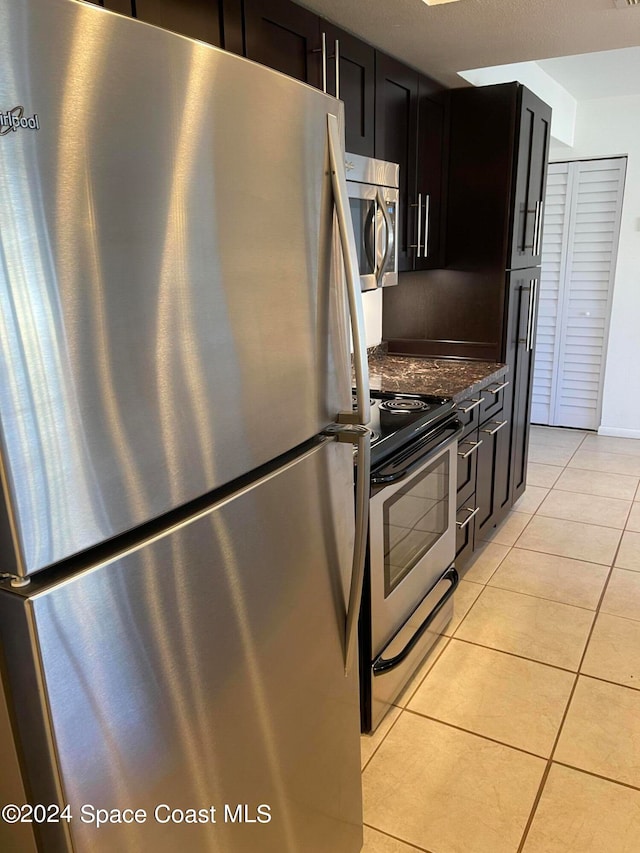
[458,398,482,414]
[527,200,540,252]
[528,278,538,352]
[321,31,327,93]
[481,420,508,436]
[409,193,423,255]
[534,200,544,255]
[487,380,510,395]
[525,280,534,351]
[335,39,340,100]
[422,194,430,258]
[456,506,479,529]
[458,439,482,459]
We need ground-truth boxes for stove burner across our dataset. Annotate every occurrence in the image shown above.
[352,395,377,410]
[379,398,430,414]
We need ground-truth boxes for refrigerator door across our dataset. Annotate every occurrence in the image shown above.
[0,439,362,853]
[0,0,351,578]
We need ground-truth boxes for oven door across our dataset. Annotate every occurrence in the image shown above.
[347,181,398,292]
[369,420,461,656]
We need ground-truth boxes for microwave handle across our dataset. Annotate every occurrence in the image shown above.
[376,188,394,282]
[327,113,370,426]
[364,198,376,276]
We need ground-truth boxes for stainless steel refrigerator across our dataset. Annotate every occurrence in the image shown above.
[0,1,371,851]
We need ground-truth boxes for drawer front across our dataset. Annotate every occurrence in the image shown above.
[455,396,482,437]
[479,379,509,423]
[455,500,477,570]
[456,428,480,507]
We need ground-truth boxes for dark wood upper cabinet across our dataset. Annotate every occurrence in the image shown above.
[509,88,552,270]
[322,22,375,157]
[446,82,551,273]
[415,85,445,269]
[507,268,540,503]
[374,52,418,272]
[134,0,222,47]
[243,0,321,88]
[102,0,135,13]
[375,52,445,272]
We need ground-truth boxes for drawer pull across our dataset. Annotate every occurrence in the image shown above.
[456,506,479,529]
[481,419,508,436]
[487,380,510,395]
[458,398,482,414]
[458,439,483,459]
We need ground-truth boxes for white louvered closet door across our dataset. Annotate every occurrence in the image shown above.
[532,157,626,429]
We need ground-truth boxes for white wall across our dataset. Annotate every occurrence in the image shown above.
[549,94,640,436]
[459,61,577,146]
[362,288,383,348]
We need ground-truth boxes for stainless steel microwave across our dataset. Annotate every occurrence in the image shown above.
[345,153,399,291]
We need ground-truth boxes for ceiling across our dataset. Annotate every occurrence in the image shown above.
[298,0,640,89]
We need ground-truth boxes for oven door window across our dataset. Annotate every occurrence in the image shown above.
[383,454,450,597]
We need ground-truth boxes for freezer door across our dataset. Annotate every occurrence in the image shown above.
[0,440,362,853]
[0,0,351,577]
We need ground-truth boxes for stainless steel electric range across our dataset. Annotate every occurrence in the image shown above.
[358,391,462,733]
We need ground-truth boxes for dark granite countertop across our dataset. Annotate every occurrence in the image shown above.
[362,345,508,403]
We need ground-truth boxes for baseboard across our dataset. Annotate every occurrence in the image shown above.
[597,426,640,439]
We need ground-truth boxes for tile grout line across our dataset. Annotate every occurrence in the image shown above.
[445,635,585,676]
[515,477,629,853]
[551,760,640,795]
[362,823,435,853]
[403,707,552,762]
[507,541,620,569]
[477,580,606,614]
[391,634,453,711]
[360,703,406,775]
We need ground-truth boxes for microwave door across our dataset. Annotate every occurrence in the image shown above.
[348,183,377,292]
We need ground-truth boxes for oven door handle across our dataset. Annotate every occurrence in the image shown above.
[372,566,459,675]
[371,421,463,485]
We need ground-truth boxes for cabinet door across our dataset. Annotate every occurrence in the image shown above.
[244,0,321,88]
[322,23,375,157]
[134,0,222,46]
[374,52,418,273]
[475,411,510,537]
[510,88,552,270]
[455,502,476,571]
[415,83,445,269]
[508,269,540,503]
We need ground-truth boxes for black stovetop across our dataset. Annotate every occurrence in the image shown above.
[354,390,456,465]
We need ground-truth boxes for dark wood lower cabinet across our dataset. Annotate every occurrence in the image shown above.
[455,381,511,561]
[476,414,511,537]
[455,503,476,570]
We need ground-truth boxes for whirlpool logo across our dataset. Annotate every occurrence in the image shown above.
[0,106,40,136]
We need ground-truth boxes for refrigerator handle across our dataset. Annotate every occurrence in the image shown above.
[327,113,371,426]
[326,425,371,675]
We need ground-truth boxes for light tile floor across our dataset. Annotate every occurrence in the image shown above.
[361,425,640,853]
